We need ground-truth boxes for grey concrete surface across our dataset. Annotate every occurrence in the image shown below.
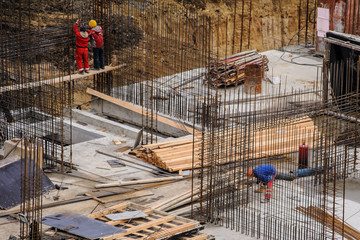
[91,98,192,137]
[72,108,142,139]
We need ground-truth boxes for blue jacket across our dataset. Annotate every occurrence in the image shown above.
[253,165,276,184]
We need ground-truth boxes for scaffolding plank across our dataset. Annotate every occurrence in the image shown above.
[0,65,125,93]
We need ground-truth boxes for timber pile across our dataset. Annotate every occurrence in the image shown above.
[207,49,268,87]
[297,206,360,240]
[87,201,214,240]
[130,137,202,172]
[131,116,320,172]
[231,116,320,160]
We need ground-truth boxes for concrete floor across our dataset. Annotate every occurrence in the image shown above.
[1,45,360,239]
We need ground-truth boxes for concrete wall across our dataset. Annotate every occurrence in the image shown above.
[91,99,190,137]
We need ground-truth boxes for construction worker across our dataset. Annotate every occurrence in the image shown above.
[74,19,90,74]
[247,164,277,202]
[89,20,104,70]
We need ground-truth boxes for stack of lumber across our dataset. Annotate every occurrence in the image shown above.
[131,116,320,172]
[130,137,202,172]
[207,49,268,87]
[88,201,214,240]
[297,206,360,240]
[236,116,319,160]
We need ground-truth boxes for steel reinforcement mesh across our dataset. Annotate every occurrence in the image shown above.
[0,0,76,169]
[195,58,360,239]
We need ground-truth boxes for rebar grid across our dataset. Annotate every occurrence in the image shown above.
[195,58,360,240]
[0,1,332,240]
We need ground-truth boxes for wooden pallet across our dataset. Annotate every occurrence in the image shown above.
[131,116,321,172]
[88,202,206,240]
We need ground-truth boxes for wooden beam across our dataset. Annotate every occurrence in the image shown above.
[84,193,105,204]
[0,65,125,93]
[86,88,196,135]
[88,202,130,219]
[95,176,184,188]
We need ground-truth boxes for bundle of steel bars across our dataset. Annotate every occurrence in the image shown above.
[207,50,269,87]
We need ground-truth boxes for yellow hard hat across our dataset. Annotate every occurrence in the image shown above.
[89,20,97,28]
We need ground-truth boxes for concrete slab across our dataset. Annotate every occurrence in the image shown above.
[203,224,256,240]
[111,46,323,123]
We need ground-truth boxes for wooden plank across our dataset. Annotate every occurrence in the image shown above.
[145,222,198,240]
[157,150,197,160]
[102,215,176,239]
[114,146,132,152]
[143,137,199,149]
[95,176,184,188]
[179,234,210,240]
[106,209,154,226]
[88,202,131,219]
[153,143,200,154]
[84,193,105,204]
[87,88,196,135]
[0,65,125,93]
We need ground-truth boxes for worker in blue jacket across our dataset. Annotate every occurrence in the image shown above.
[247,164,277,202]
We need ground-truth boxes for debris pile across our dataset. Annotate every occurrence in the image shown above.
[207,49,269,87]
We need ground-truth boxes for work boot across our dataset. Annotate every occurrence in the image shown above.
[254,186,266,193]
[261,198,270,203]
[79,71,84,75]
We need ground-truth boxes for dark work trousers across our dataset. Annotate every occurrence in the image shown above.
[93,46,104,69]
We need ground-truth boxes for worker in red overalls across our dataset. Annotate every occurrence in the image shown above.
[247,164,277,203]
[74,19,90,74]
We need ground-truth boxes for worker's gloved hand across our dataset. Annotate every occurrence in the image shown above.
[256,179,261,184]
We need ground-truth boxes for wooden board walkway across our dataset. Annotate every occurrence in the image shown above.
[0,64,125,93]
[87,201,213,240]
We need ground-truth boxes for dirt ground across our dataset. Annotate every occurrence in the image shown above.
[179,0,316,57]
